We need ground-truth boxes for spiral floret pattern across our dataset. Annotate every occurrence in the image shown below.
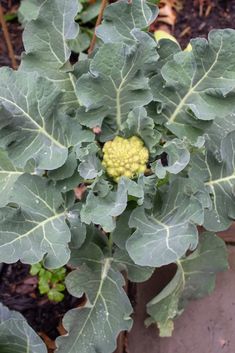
[102,136,149,182]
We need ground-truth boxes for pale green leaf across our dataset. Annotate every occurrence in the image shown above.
[81,177,146,232]
[78,1,100,23]
[0,303,47,353]
[189,131,235,231]
[80,178,130,232]
[113,248,154,283]
[152,139,190,178]
[0,149,28,207]
[123,107,161,153]
[205,113,235,160]
[20,0,81,107]
[0,68,93,170]
[48,152,78,181]
[151,29,235,143]
[56,259,132,353]
[77,42,153,133]
[146,233,228,336]
[18,0,45,25]
[96,0,158,45]
[126,180,201,267]
[78,154,102,179]
[69,30,91,53]
[0,174,71,268]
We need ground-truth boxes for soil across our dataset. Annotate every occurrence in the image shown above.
[1,0,235,68]
[0,0,23,67]
[0,263,83,341]
[174,0,235,48]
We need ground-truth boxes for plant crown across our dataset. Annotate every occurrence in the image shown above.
[0,0,234,351]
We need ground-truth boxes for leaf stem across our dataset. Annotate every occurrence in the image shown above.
[88,0,107,55]
[108,233,113,255]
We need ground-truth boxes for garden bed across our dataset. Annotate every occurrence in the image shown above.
[1,0,235,67]
[0,1,235,352]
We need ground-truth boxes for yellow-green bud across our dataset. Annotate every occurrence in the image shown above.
[102,136,149,182]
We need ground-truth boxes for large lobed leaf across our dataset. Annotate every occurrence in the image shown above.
[0,68,93,170]
[56,241,136,353]
[77,42,154,135]
[151,29,235,144]
[0,303,47,353]
[146,233,228,336]
[0,149,33,207]
[20,0,81,107]
[126,179,202,267]
[190,131,235,231]
[0,174,72,268]
[96,0,158,45]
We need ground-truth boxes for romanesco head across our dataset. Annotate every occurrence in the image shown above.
[102,136,149,182]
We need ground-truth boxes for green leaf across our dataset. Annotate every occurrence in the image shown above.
[146,233,228,336]
[0,68,93,170]
[30,263,42,276]
[189,131,235,231]
[78,1,101,23]
[18,0,45,25]
[48,289,65,302]
[0,303,47,353]
[80,178,129,232]
[20,0,81,107]
[0,149,32,207]
[96,0,158,45]
[68,30,91,53]
[48,152,78,181]
[205,114,235,160]
[112,208,133,249]
[123,107,161,153]
[150,29,235,143]
[113,248,154,283]
[0,174,71,268]
[39,278,50,294]
[67,205,87,250]
[151,139,190,178]
[81,177,145,232]
[78,153,102,179]
[77,42,153,134]
[0,69,64,169]
[56,258,132,353]
[126,180,201,267]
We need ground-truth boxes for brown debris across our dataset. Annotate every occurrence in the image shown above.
[0,3,17,69]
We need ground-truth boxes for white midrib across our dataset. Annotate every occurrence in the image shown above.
[67,258,112,352]
[0,96,66,149]
[167,39,223,124]
[0,171,22,175]
[61,9,80,107]
[205,173,235,186]
[0,212,65,247]
[176,260,186,290]
[112,58,137,129]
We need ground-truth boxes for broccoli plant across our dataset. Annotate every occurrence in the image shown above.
[0,0,234,351]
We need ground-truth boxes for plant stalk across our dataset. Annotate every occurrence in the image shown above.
[88,0,107,55]
[0,4,17,69]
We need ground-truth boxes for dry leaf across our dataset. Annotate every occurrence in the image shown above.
[74,184,87,200]
[38,332,56,350]
[194,0,214,16]
[158,0,183,27]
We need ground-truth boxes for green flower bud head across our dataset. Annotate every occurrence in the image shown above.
[102,136,149,182]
